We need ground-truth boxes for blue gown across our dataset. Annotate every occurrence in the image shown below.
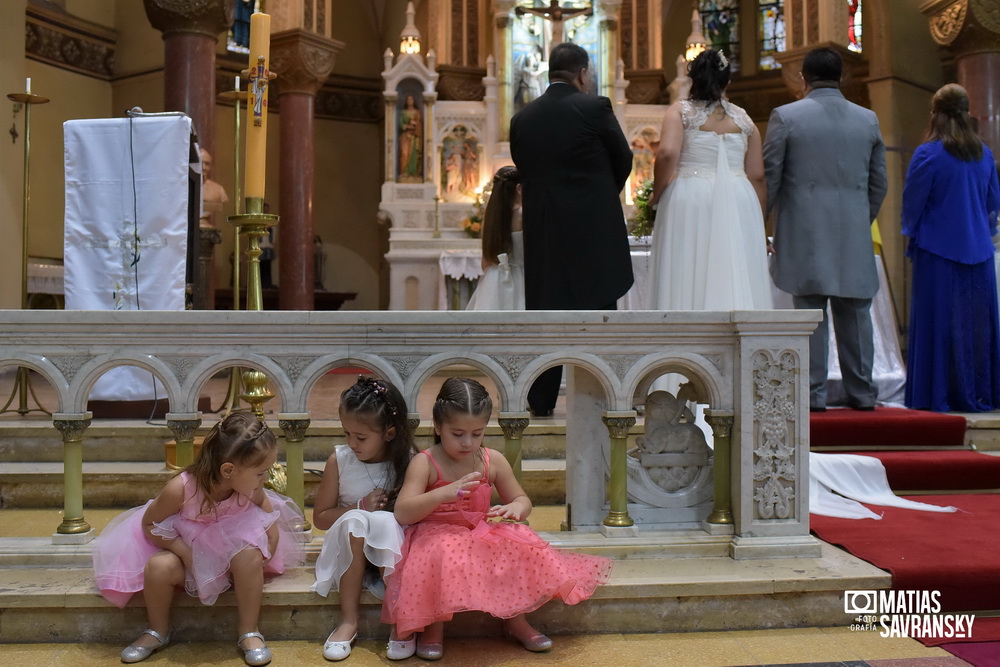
[902,140,1000,412]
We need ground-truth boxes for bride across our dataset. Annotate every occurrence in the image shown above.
[647,48,772,310]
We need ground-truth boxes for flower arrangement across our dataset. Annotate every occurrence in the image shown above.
[461,195,484,238]
[630,180,654,240]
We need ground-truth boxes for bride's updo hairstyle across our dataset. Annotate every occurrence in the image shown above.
[927,83,983,162]
[688,49,731,103]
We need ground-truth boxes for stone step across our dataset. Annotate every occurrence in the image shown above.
[0,536,888,642]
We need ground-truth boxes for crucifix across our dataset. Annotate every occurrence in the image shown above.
[515,1,593,47]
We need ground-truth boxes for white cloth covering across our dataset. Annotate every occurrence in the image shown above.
[64,116,191,400]
[810,453,957,520]
[313,445,405,598]
[466,230,525,311]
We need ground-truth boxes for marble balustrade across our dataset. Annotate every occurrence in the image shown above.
[0,309,821,558]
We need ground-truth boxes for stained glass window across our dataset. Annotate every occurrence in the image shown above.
[848,0,862,52]
[699,0,740,74]
[758,1,785,70]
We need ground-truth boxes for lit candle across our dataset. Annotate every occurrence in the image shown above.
[26,78,31,94]
[235,74,240,90]
[244,12,271,200]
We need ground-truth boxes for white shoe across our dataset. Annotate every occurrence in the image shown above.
[323,632,357,661]
[386,635,417,660]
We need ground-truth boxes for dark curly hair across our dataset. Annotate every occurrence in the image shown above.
[481,166,519,263]
[688,49,731,103]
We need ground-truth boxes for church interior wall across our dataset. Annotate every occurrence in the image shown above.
[62,0,115,28]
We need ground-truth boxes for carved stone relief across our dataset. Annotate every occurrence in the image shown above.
[928,1,968,45]
[751,350,797,521]
[490,355,535,381]
[384,355,429,380]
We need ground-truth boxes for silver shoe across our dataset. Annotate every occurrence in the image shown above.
[238,631,272,666]
[121,628,169,663]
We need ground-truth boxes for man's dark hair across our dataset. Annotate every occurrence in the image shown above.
[548,43,589,83]
[802,47,842,86]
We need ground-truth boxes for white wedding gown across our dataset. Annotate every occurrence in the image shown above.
[647,99,772,310]
[645,100,952,519]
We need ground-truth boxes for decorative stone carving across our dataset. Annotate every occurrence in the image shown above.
[489,355,534,380]
[25,5,116,79]
[167,417,202,444]
[751,350,797,520]
[384,355,428,380]
[162,356,198,385]
[53,417,91,444]
[498,416,529,439]
[143,0,232,38]
[626,391,713,507]
[624,70,667,105]
[928,1,969,44]
[971,0,1000,33]
[270,30,344,96]
[600,354,642,380]
[51,356,91,382]
[276,356,317,384]
[278,418,311,442]
[436,65,487,101]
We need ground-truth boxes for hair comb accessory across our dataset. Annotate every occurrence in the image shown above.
[358,376,399,417]
[717,52,729,70]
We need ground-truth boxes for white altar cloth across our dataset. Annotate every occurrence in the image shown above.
[64,115,191,401]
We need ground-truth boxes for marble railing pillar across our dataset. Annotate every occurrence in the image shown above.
[166,413,202,470]
[602,411,637,534]
[278,414,312,531]
[270,30,343,310]
[704,411,735,528]
[52,413,93,544]
[498,411,530,484]
[143,0,232,159]
[923,0,1000,156]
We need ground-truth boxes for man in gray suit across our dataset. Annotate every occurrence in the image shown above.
[764,47,887,411]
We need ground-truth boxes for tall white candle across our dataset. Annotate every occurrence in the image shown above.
[26,78,31,94]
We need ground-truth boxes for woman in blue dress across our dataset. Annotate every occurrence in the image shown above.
[902,83,1000,412]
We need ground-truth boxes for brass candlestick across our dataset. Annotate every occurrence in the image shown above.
[216,84,249,416]
[2,86,50,417]
[228,196,278,419]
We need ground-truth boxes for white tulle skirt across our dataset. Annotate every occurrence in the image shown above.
[312,509,405,598]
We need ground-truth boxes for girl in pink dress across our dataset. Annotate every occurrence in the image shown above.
[92,412,305,666]
[383,377,613,660]
[312,376,418,661]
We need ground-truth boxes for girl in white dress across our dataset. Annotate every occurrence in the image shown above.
[466,166,525,311]
[312,376,418,661]
[648,48,772,310]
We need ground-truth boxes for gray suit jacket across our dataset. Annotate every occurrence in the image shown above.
[764,87,888,298]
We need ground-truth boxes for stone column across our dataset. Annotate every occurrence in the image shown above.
[143,0,232,159]
[703,411,734,530]
[166,412,202,469]
[278,413,312,531]
[601,411,638,536]
[52,413,93,544]
[923,0,1000,156]
[492,0,515,141]
[270,30,343,310]
[498,411,530,484]
[600,0,623,98]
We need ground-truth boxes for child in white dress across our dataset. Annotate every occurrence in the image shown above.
[466,166,525,311]
[312,376,418,661]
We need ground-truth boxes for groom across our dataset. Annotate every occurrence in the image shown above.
[764,47,887,411]
[510,42,633,416]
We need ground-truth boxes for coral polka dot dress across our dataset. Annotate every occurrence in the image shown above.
[382,449,612,636]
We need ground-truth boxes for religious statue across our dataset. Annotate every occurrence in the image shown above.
[199,148,229,228]
[515,1,593,46]
[515,49,548,110]
[460,139,479,194]
[397,95,423,182]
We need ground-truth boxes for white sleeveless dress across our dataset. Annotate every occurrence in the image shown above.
[466,219,525,311]
[647,99,773,310]
[312,445,405,598]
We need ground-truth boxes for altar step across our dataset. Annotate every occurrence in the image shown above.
[0,535,886,643]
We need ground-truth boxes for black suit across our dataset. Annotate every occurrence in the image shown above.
[510,82,634,411]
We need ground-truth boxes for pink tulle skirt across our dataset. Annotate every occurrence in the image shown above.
[92,490,305,608]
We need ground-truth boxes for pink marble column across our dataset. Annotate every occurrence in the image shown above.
[957,51,1000,157]
[270,30,343,310]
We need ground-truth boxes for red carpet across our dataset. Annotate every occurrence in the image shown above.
[836,450,1000,490]
[943,638,1000,665]
[810,407,967,448]
[811,493,1000,613]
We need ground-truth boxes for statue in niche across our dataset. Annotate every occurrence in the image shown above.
[515,48,548,111]
[515,1,593,47]
[460,139,479,193]
[629,128,659,203]
[633,389,711,493]
[199,149,229,228]
[440,125,480,202]
[397,94,423,183]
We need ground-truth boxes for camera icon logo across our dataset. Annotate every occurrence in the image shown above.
[844,590,878,614]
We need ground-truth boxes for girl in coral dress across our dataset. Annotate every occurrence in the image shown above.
[383,377,612,660]
[312,376,418,661]
[92,412,305,666]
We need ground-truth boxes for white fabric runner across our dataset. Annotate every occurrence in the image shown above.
[64,116,191,401]
[810,453,957,520]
